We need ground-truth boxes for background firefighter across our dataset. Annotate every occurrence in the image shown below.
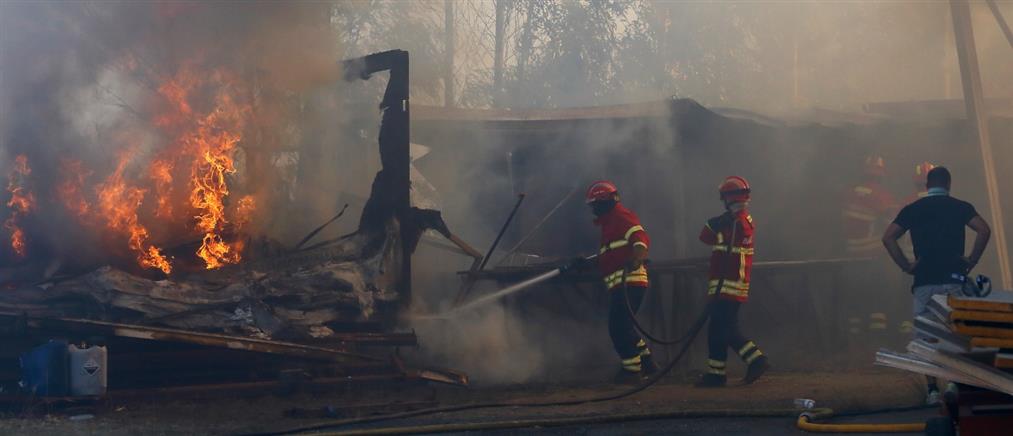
[842,156,897,256]
[841,155,902,350]
[696,176,769,388]
[583,180,656,383]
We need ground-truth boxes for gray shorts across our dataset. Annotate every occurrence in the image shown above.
[913,284,962,338]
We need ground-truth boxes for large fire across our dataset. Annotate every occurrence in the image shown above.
[158,67,253,270]
[4,155,34,258]
[36,64,255,274]
[57,159,93,219]
[96,151,172,275]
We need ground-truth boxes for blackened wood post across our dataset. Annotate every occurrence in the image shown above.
[341,50,413,305]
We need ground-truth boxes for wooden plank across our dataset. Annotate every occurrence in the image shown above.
[0,312,380,363]
[103,374,408,401]
[952,310,1013,324]
[971,337,1013,348]
[995,352,1013,369]
[929,294,954,320]
[949,293,1013,313]
[875,350,997,389]
[908,340,1013,395]
[915,315,973,353]
[954,322,1013,339]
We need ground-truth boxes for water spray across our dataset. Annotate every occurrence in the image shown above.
[415,254,597,320]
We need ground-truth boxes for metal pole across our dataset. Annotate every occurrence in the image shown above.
[986,0,1013,50]
[444,0,455,107]
[496,185,578,266]
[950,0,1013,289]
[479,193,526,271]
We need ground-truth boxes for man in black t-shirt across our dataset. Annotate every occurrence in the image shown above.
[882,166,992,405]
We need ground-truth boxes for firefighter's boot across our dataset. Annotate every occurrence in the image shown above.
[744,355,770,384]
[695,373,727,388]
[638,341,658,377]
[641,354,659,377]
[738,341,768,384]
[696,359,727,388]
[614,355,643,384]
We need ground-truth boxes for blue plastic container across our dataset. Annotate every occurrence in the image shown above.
[19,340,70,397]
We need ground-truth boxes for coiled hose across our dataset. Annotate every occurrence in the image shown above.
[251,266,929,435]
[244,299,712,436]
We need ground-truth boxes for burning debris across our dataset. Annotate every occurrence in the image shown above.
[0,2,436,346]
[4,155,34,259]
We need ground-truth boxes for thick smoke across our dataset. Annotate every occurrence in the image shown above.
[401,1,1013,383]
[0,2,345,272]
[3,1,1011,384]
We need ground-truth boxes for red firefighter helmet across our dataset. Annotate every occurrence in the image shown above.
[913,161,936,184]
[585,180,619,204]
[719,176,751,202]
[864,155,886,178]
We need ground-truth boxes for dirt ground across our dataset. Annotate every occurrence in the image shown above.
[0,367,934,436]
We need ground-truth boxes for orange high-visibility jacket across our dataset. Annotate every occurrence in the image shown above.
[595,203,650,291]
[700,210,754,302]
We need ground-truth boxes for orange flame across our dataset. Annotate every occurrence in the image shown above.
[5,154,34,258]
[96,152,172,274]
[149,159,175,218]
[57,159,93,218]
[233,195,256,230]
[157,66,252,270]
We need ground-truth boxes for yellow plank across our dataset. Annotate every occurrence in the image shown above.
[953,322,1013,339]
[951,310,1013,324]
[971,337,1013,348]
[948,294,1013,313]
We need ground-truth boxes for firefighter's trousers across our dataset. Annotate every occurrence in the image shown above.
[608,285,650,372]
[706,298,763,376]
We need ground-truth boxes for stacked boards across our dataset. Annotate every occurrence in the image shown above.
[948,292,1013,369]
[876,292,1013,395]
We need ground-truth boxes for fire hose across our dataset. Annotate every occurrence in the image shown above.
[247,286,712,436]
[287,406,937,436]
[257,255,930,434]
[616,238,932,433]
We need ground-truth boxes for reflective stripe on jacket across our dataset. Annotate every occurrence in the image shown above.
[699,211,754,302]
[595,203,650,291]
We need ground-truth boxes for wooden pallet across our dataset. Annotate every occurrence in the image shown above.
[952,310,1013,324]
[949,292,1013,313]
[954,321,1013,340]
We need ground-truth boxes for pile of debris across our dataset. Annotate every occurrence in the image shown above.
[876,292,1013,394]
[0,50,473,404]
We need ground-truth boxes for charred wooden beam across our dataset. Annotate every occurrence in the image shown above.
[0,312,380,363]
[340,50,413,307]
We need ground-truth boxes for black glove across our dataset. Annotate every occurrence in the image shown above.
[561,256,590,274]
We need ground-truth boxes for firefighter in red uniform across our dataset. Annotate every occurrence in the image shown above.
[584,181,656,383]
[904,162,936,205]
[842,156,899,343]
[842,156,897,256]
[696,176,769,387]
